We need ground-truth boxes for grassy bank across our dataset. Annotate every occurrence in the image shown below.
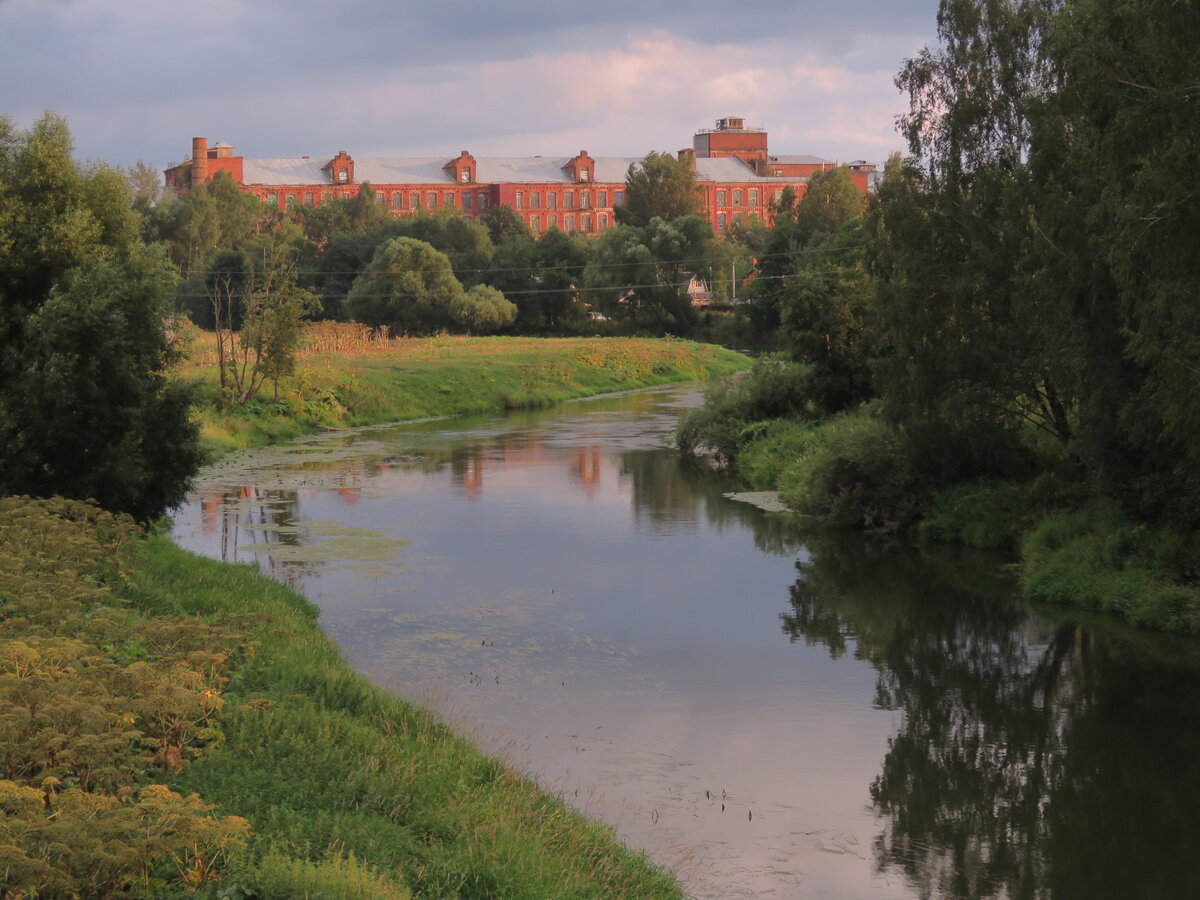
[679,364,1200,634]
[182,331,750,457]
[1,497,683,898]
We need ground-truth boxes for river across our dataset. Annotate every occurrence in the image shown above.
[170,385,1200,899]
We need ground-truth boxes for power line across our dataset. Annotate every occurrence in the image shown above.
[172,269,835,301]
[185,241,859,280]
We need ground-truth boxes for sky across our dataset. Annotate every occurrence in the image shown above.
[0,0,941,173]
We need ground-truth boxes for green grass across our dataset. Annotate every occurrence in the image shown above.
[128,537,684,899]
[189,336,750,457]
[1020,503,1200,633]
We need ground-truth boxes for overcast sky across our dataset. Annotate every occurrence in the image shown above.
[1,0,940,173]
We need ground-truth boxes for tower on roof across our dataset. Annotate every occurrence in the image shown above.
[693,116,768,170]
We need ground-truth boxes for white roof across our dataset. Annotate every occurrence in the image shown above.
[240,154,807,187]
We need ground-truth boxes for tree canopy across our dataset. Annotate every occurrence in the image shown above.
[0,112,201,520]
[345,237,514,335]
[616,151,703,227]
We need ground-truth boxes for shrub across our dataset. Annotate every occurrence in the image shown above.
[676,358,817,462]
[776,403,924,529]
[737,419,822,491]
[1021,503,1200,632]
[916,479,1043,551]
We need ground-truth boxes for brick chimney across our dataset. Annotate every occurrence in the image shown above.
[191,137,208,185]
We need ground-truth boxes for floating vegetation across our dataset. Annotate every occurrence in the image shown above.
[723,491,791,513]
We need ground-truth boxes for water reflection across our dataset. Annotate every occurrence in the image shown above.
[782,530,1200,900]
[173,388,1200,900]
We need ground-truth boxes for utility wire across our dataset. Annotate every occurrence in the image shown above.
[185,241,858,280]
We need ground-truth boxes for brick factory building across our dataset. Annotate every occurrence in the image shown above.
[165,117,874,236]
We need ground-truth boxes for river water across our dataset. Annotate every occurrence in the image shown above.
[170,385,1200,900]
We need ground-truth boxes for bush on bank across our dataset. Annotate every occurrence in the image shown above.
[679,364,1200,634]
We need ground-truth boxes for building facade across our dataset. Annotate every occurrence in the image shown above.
[165,118,873,236]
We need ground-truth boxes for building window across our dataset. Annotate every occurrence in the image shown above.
[749,189,759,206]
[734,212,742,222]
[460,169,470,183]
[338,170,348,183]
[426,192,436,208]
[598,190,607,207]
[548,192,557,209]
[717,190,726,206]
[580,192,590,209]
[565,213,575,232]
[266,193,277,206]
[580,168,590,181]
[598,212,608,230]
[516,192,525,209]
[733,190,742,206]
[410,192,420,209]
[613,190,624,206]
[304,192,314,206]
[285,194,296,207]
[565,192,575,209]
[479,195,489,210]
[463,193,473,210]
[530,215,540,232]
[376,192,386,205]
[392,194,403,209]
[717,212,726,229]
[581,215,591,233]
[444,194,455,207]
[774,190,783,205]
[549,214,557,229]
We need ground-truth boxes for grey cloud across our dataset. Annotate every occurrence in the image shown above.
[0,0,936,166]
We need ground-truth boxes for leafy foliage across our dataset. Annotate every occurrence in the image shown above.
[0,113,202,521]
[0,496,250,897]
[676,358,819,463]
[616,151,703,227]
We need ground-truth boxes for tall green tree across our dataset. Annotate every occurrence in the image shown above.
[872,0,1070,479]
[1028,0,1200,524]
[345,237,513,335]
[148,170,269,279]
[0,112,201,520]
[791,166,867,245]
[583,215,712,333]
[616,151,703,227]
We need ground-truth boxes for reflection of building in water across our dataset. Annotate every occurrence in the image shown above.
[460,456,484,500]
[569,449,603,499]
[450,440,605,500]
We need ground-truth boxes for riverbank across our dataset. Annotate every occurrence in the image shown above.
[678,368,1200,634]
[182,331,750,458]
[0,496,683,898]
[2,339,748,896]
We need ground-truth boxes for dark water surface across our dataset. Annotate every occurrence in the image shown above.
[170,386,1200,899]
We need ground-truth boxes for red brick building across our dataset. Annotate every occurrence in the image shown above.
[165,118,873,236]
